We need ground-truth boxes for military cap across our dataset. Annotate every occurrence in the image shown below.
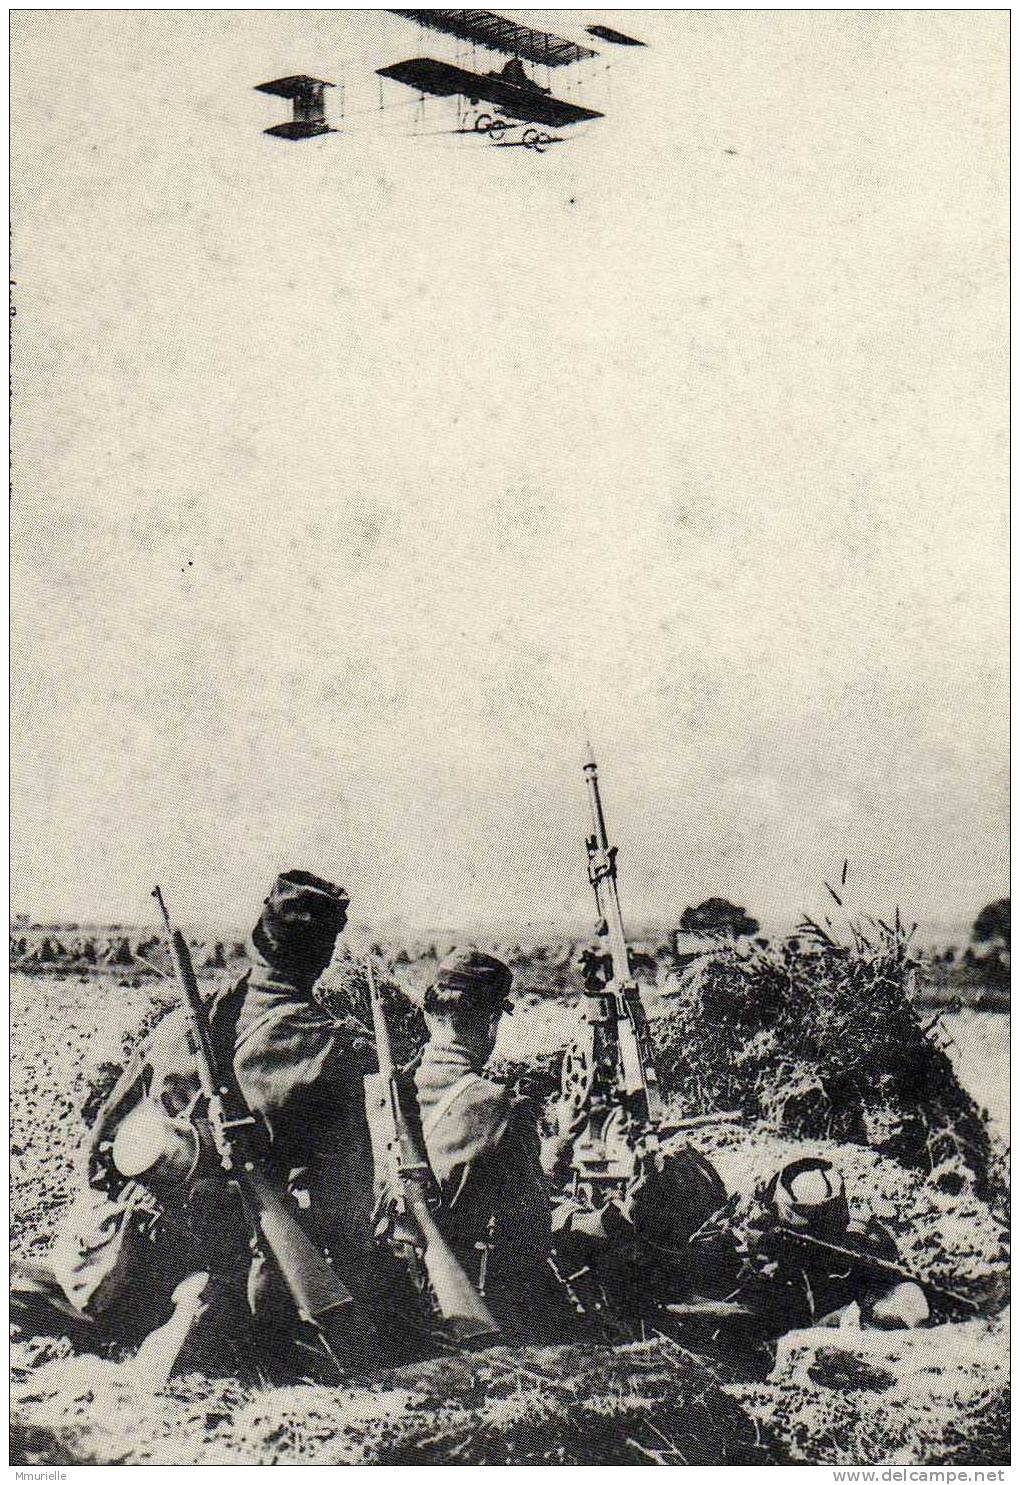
[424,948,513,1021]
[252,869,349,965]
[435,947,513,999]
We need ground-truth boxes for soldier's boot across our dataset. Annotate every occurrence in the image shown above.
[128,1271,210,1391]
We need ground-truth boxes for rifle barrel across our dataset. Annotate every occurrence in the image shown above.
[776,1227,980,1312]
[365,959,395,1085]
[152,885,219,1100]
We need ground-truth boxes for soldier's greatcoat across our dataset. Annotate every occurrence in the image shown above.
[414,1041,569,1337]
[52,957,376,1343]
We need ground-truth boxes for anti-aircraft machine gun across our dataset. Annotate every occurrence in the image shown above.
[559,749,669,1208]
[553,756,735,1330]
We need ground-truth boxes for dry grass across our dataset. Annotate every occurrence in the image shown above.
[653,921,1004,1206]
[11,1339,768,1465]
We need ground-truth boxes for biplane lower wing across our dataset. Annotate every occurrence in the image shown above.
[377,58,602,128]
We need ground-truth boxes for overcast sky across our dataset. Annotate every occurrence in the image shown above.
[11,10,1008,934]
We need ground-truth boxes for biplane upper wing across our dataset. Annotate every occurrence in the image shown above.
[377,57,602,127]
[389,10,597,67]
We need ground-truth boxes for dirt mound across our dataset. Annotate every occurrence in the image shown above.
[11,1340,768,1466]
[682,1127,1008,1313]
[653,926,1003,1202]
[734,1311,1009,1465]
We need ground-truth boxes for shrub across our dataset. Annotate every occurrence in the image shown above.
[652,916,1001,1200]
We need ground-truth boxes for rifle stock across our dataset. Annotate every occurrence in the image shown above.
[244,1165,356,1325]
[407,1189,501,1342]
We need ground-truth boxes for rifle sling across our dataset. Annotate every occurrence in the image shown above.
[205,972,251,1087]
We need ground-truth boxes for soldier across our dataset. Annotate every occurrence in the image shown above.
[412,948,575,1340]
[735,1157,930,1334]
[40,869,379,1372]
[411,947,733,1346]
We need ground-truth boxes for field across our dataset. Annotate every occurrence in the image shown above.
[9,932,1011,1467]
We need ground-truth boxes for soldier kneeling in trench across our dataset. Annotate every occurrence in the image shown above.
[732,1156,930,1337]
[13,870,382,1377]
[410,947,732,1343]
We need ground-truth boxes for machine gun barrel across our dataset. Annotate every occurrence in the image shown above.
[579,750,664,1123]
[583,743,631,981]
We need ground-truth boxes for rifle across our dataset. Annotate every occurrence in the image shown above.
[363,957,501,1344]
[774,1226,981,1315]
[151,885,364,1373]
[559,748,669,1206]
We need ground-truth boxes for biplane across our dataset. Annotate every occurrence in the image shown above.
[256,11,646,147]
[379,10,606,133]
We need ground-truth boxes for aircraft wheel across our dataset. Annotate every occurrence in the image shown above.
[474,112,494,133]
